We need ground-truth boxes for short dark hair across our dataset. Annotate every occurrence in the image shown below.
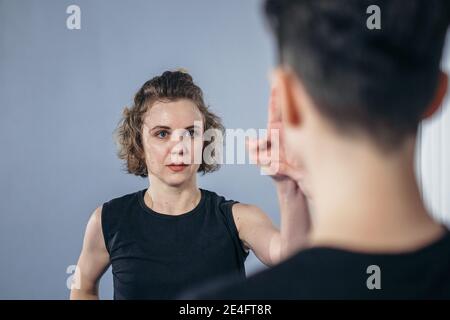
[115,70,224,177]
[264,0,450,148]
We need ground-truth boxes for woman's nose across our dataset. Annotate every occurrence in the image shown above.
[169,140,191,164]
[170,135,191,155]
[170,142,186,155]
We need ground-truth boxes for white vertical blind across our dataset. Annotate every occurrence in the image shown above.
[418,37,450,226]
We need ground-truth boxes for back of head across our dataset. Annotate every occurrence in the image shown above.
[264,0,450,149]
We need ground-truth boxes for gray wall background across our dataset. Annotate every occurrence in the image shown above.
[0,0,279,299]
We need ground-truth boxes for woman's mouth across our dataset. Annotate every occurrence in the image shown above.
[167,164,189,172]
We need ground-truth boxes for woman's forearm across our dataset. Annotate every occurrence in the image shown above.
[70,289,99,300]
[276,181,311,261]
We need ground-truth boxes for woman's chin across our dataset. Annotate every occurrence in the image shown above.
[163,173,195,187]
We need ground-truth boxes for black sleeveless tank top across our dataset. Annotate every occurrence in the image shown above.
[101,188,249,299]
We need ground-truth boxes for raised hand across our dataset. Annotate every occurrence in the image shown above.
[247,85,304,185]
[247,82,312,255]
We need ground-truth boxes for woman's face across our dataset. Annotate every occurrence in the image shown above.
[141,99,204,187]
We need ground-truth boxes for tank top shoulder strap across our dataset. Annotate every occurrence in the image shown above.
[101,190,141,254]
[203,189,249,262]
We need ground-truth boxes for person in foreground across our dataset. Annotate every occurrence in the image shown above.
[191,0,450,299]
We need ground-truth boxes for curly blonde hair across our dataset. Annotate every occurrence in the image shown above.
[114,70,224,177]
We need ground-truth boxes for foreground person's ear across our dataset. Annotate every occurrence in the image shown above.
[271,67,302,128]
[422,71,448,119]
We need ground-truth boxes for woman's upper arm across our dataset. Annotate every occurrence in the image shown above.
[71,206,111,297]
[232,203,280,266]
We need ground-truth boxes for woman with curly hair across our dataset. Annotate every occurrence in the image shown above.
[70,70,309,299]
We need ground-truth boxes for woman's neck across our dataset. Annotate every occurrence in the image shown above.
[145,176,201,215]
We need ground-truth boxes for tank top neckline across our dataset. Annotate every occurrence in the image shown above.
[137,188,207,219]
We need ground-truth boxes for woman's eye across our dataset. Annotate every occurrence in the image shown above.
[156,131,169,138]
[187,129,199,137]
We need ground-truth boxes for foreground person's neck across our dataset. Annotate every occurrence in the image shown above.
[308,138,446,253]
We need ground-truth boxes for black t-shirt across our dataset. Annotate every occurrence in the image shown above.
[194,228,450,299]
[101,188,248,299]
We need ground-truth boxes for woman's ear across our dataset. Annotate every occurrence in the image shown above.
[422,71,448,119]
[272,67,301,128]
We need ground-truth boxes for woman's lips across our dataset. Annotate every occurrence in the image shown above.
[167,164,189,172]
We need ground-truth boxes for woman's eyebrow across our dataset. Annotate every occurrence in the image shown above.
[186,125,202,130]
[150,125,171,131]
[150,124,201,131]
